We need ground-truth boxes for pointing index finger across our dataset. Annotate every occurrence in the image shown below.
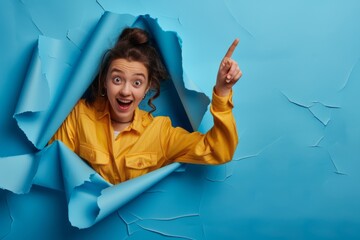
[224,38,240,58]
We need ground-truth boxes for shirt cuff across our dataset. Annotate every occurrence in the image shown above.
[211,88,234,112]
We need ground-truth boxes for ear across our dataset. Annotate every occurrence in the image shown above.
[145,85,150,94]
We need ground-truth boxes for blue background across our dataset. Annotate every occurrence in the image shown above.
[1,0,360,239]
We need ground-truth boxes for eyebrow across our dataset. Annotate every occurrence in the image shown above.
[110,68,146,78]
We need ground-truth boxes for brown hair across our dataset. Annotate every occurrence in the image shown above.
[84,28,168,113]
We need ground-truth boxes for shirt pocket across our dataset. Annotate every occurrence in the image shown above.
[79,143,110,165]
[125,152,158,169]
[125,152,158,179]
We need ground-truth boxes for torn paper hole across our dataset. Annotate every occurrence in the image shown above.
[8,12,212,229]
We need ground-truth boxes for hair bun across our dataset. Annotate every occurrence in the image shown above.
[118,28,149,45]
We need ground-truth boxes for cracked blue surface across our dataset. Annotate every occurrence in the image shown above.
[1,0,360,239]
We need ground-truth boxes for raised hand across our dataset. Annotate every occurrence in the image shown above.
[215,38,242,96]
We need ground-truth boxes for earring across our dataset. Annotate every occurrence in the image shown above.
[142,91,148,100]
[100,88,106,97]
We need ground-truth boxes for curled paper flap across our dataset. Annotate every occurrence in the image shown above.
[0,153,38,194]
[32,143,64,191]
[14,46,50,115]
[134,16,210,131]
[56,141,111,202]
[96,163,181,225]
[56,141,180,229]
[13,35,81,149]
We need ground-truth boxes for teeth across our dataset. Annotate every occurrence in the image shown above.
[117,99,132,104]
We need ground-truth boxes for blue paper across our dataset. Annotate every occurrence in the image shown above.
[2,0,360,239]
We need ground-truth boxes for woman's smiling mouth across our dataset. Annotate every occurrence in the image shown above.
[116,98,133,110]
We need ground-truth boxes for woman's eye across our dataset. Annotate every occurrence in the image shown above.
[133,80,142,87]
[113,77,122,84]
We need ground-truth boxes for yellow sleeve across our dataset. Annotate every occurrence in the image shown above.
[48,103,79,152]
[164,90,238,165]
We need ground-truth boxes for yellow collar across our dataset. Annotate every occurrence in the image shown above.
[94,98,153,134]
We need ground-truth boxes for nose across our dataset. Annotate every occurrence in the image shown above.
[119,81,131,96]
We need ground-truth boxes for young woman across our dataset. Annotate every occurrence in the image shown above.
[50,28,242,184]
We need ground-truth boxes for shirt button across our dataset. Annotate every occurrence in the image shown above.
[137,162,143,167]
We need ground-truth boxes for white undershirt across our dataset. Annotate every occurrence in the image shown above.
[114,130,120,138]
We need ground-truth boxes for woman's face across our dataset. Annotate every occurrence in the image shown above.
[105,58,149,123]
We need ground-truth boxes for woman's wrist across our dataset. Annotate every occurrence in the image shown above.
[214,85,231,97]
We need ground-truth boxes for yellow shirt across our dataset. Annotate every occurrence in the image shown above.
[50,90,238,184]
